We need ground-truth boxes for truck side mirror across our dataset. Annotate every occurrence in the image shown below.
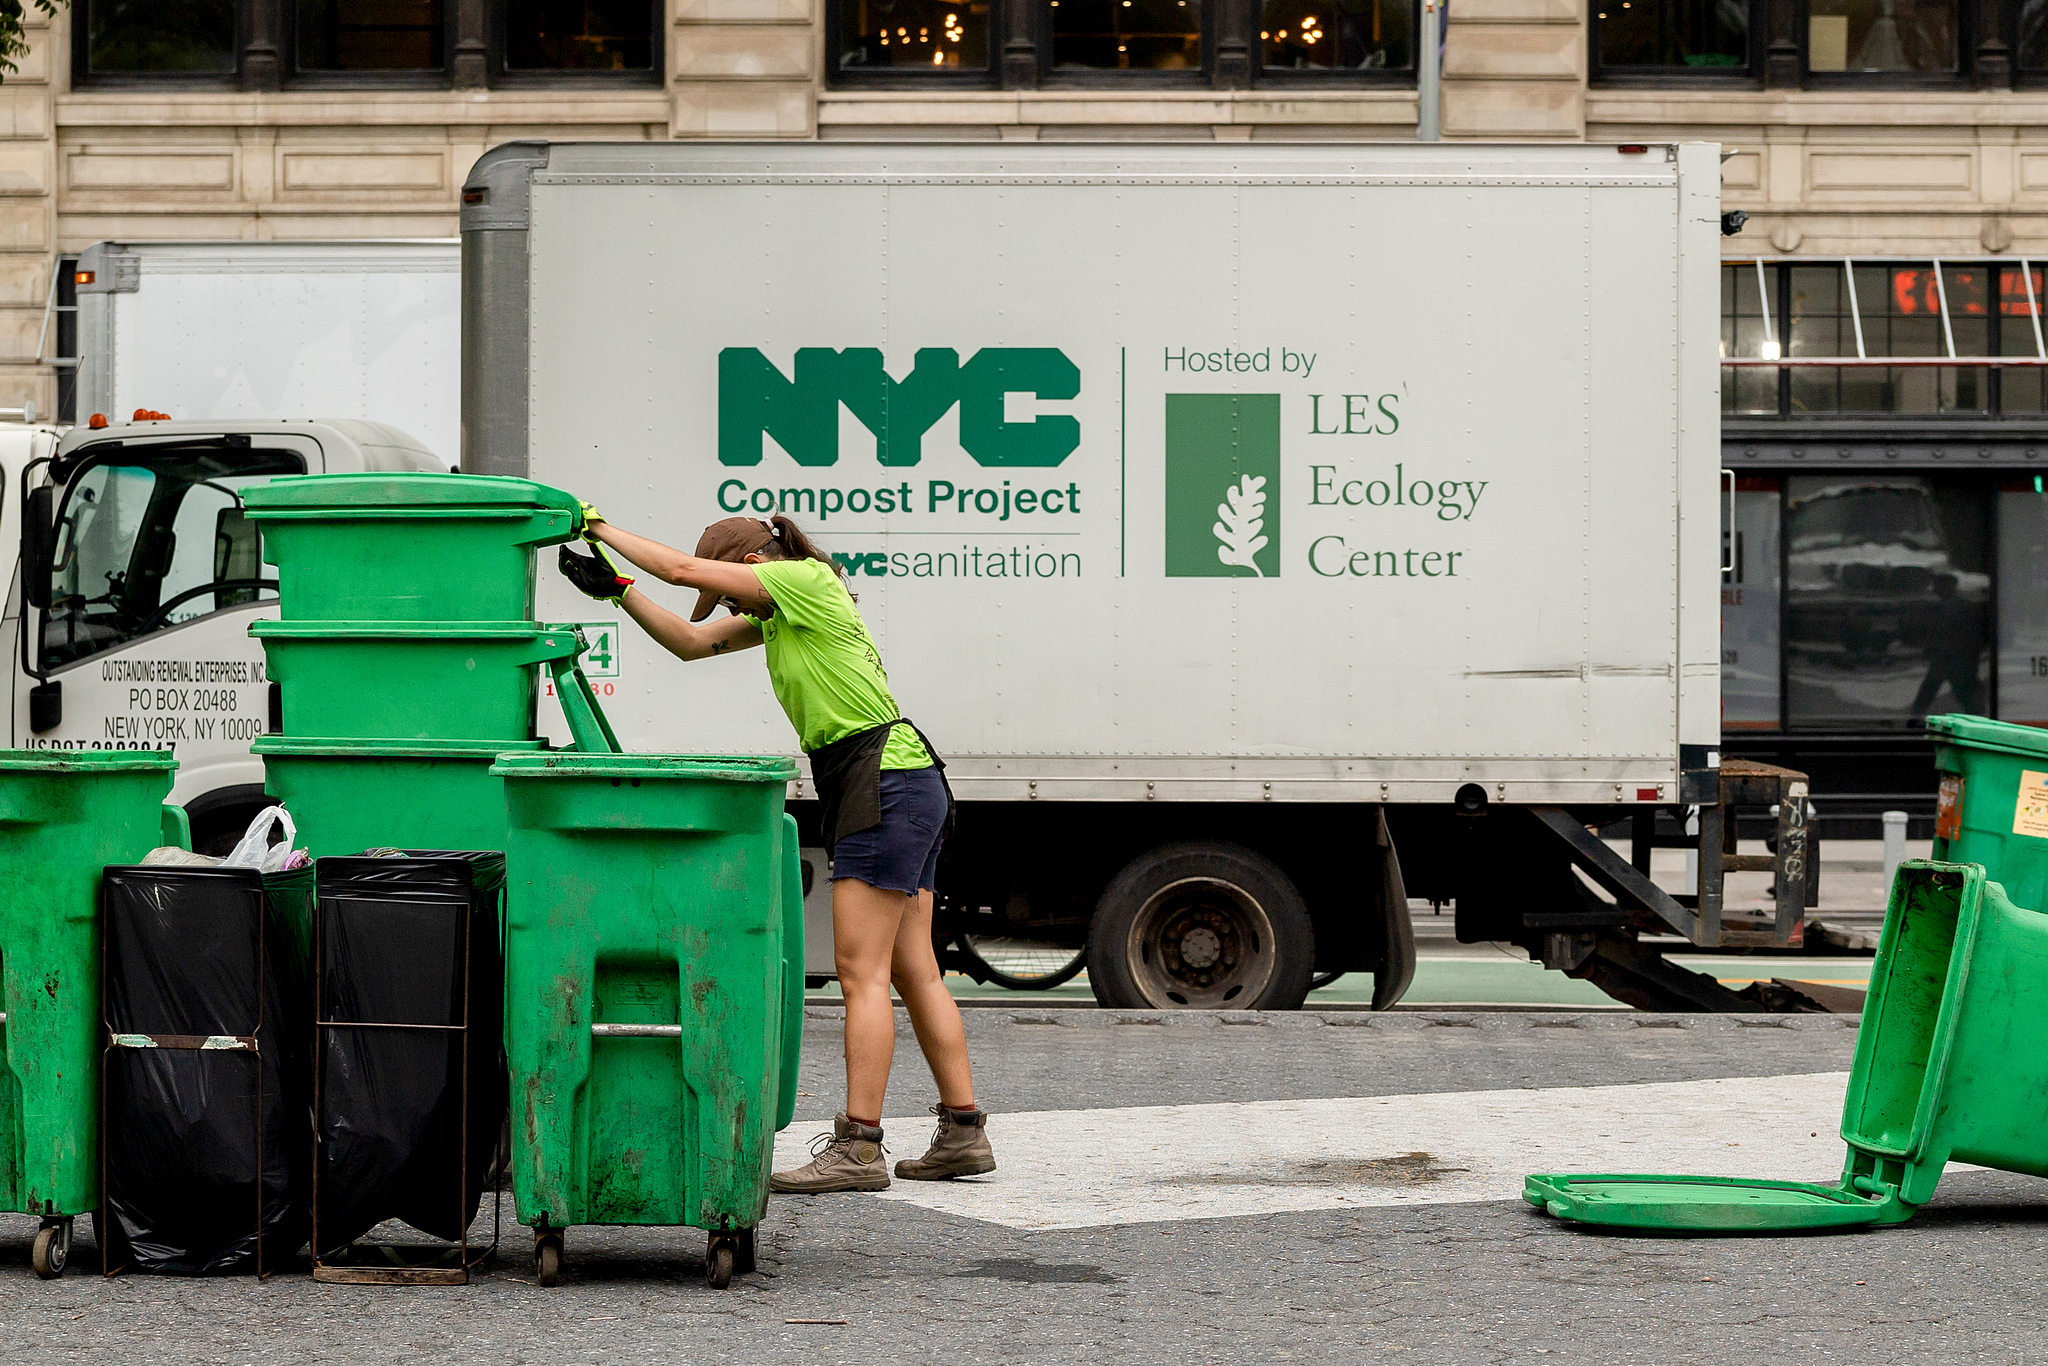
[22,484,53,610]
[29,680,59,732]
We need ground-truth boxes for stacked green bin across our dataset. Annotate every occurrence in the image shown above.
[1927,713,2048,914]
[0,750,179,1277]
[492,752,803,1289]
[243,473,588,854]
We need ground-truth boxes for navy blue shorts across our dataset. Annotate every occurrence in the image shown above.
[830,766,947,895]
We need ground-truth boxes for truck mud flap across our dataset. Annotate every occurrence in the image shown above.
[1371,807,1414,1011]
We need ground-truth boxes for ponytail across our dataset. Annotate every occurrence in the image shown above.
[763,515,843,582]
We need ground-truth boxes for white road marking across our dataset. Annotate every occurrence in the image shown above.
[775,1072,1858,1230]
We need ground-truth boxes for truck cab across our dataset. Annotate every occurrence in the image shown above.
[6,415,446,848]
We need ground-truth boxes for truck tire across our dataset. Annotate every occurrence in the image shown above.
[1087,842,1315,1011]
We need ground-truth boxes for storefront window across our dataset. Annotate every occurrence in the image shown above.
[1807,0,1957,72]
[1054,0,1203,69]
[1998,481,2048,726]
[1261,0,1409,71]
[298,0,445,70]
[1785,263,1987,416]
[1722,477,1782,730]
[841,0,990,68]
[504,0,655,70]
[1783,475,1990,730]
[1595,0,1748,71]
[1721,264,1779,415]
[86,0,238,73]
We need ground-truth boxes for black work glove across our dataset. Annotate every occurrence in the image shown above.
[558,542,636,603]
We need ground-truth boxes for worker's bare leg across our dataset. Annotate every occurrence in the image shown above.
[890,889,976,1110]
[833,875,913,1121]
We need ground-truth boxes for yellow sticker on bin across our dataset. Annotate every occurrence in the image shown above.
[2015,770,2048,840]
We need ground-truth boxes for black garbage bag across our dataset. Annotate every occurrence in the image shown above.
[102,865,315,1275]
[313,852,506,1257]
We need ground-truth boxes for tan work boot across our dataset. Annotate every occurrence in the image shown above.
[894,1104,995,1181]
[770,1115,890,1194]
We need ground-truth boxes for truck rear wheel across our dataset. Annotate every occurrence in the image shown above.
[1086,843,1315,1011]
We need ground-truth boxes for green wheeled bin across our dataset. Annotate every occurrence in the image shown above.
[1928,713,2048,914]
[0,749,179,1277]
[255,735,546,857]
[252,621,588,742]
[242,472,581,623]
[493,752,803,1289]
[1525,860,2048,1233]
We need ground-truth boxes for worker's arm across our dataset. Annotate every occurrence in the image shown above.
[621,586,764,662]
[591,523,775,616]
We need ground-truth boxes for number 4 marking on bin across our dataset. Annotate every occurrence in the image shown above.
[579,622,620,678]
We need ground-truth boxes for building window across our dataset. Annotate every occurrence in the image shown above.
[1054,0,1203,71]
[296,0,446,72]
[83,0,238,76]
[1261,0,1410,73]
[1806,0,1958,72]
[75,0,660,85]
[1593,0,1752,77]
[830,0,1414,83]
[841,0,992,72]
[502,0,657,72]
[1723,261,2048,419]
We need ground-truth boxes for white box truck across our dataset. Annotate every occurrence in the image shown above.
[66,240,460,465]
[461,141,1816,1014]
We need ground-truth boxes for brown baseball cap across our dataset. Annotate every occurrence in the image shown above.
[688,516,781,621]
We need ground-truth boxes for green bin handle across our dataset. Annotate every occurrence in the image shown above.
[160,803,192,852]
[544,637,622,754]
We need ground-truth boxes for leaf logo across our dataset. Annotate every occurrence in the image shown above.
[1213,474,1270,577]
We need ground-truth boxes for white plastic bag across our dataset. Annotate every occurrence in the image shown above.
[220,805,300,873]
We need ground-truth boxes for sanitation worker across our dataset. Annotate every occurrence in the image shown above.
[559,510,995,1193]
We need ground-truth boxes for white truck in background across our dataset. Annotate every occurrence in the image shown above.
[59,240,460,465]
[4,418,445,849]
[462,140,1818,1014]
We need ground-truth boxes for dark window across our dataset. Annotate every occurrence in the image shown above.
[503,0,656,70]
[1054,0,1202,70]
[841,0,992,71]
[76,0,660,85]
[85,0,238,75]
[1261,0,1410,72]
[832,0,1415,82]
[297,0,446,70]
[54,256,78,425]
[1595,0,1750,75]
[1807,0,1958,72]
[2018,0,2048,69]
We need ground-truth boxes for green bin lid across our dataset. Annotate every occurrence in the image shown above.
[0,748,177,772]
[491,752,798,782]
[1924,713,2048,761]
[251,620,580,643]
[1523,1173,1888,1232]
[244,472,577,514]
[254,735,548,758]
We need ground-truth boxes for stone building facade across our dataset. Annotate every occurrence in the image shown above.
[0,1,2030,414]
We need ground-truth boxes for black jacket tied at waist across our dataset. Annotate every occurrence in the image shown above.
[809,719,954,857]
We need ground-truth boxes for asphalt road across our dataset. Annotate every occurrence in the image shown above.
[7,1009,2040,1365]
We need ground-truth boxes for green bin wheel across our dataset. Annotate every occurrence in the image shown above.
[535,1230,563,1287]
[706,1234,735,1290]
[735,1228,756,1275]
[31,1218,72,1280]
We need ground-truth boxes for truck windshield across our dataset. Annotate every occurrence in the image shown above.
[41,447,304,669]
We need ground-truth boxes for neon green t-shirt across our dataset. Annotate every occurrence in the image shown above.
[746,559,932,770]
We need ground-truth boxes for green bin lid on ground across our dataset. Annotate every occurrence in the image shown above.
[491,752,798,782]
[1523,1173,1888,1232]
[243,472,578,514]
[253,735,549,758]
[0,749,178,772]
[1925,713,2048,761]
